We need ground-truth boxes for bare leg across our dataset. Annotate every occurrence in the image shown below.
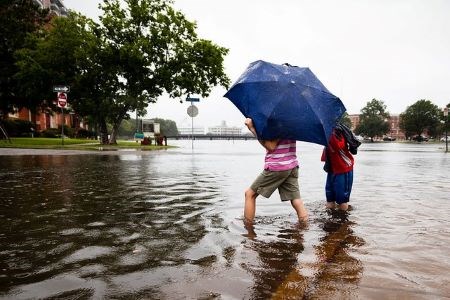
[244,188,258,223]
[243,218,257,238]
[338,203,348,211]
[326,202,336,209]
[290,198,308,222]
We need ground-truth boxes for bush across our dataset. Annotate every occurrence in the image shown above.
[59,125,75,138]
[75,128,96,139]
[1,119,34,137]
[41,128,60,138]
[42,126,75,138]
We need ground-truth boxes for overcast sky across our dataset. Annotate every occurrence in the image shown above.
[63,0,450,129]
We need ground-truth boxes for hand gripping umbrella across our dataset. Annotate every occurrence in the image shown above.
[224,60,346,146]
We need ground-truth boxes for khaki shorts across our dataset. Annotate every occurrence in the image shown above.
[250,166,300,201]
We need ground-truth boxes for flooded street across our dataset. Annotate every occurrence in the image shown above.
[1,141,449,299]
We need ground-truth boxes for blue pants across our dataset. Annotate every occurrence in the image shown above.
[325,171,353,204]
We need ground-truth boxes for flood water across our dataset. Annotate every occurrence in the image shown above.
[0,140,449,299]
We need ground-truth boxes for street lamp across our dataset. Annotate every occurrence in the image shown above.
[444,107,448,153]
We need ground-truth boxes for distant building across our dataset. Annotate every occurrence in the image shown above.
[387,115,405,140]
[348,114,405,140]
[7,107,86,132]
[348,114,360,131]
[207,121,242,135]
[178,126,205,135]
[33,0,68,16]
[141,119,160,137]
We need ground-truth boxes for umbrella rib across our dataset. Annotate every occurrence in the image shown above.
[264,62,336,97]
[242,79,337,99]
[290,83,336,145]
[290,81,337,98]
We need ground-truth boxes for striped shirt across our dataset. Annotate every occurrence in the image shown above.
[264,139,299,171]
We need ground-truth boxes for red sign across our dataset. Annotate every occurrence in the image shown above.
[58,92,67,100]
[57,92,67,108]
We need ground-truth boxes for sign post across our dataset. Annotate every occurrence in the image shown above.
[54,88,69,146]
[186,96,200,149]
[444,107,448,153]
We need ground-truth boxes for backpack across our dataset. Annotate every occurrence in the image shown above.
[335,123,361,155]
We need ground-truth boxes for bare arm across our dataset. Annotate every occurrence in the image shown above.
[245,118,279,152]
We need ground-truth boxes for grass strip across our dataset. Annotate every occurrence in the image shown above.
[0,138,174,150]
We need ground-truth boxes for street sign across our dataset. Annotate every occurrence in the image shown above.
[53,85,70,93]
[444,107,449,117]
[134,133,145,139]
[187,105,198,117]
[186,97,200,102]
[58,92,67,100]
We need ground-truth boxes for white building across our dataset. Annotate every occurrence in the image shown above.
[33,0,68,16]
[178,126,205,135]
[142,119,160,137]
[207,121,242,135]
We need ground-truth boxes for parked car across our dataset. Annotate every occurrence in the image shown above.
[440,136,449,142]
[383,136,396,141]
[412,135,428,142]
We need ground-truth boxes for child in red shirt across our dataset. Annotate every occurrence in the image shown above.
[321,126,355,211]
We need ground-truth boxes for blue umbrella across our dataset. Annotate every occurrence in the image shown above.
[224,60,346,146]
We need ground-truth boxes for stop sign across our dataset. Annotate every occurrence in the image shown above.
[57,92,67,108]
[58,92,67,100]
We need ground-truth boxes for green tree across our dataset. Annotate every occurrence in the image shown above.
[93,0,230,144]
[152,118,178,136]
[442,103,450,137]
[355,98,390,141]
[0,0,48,117]
[399,99,441,139]
[14,12,113,140]
[116,119,135,137]
[15,0,230,145]
[15,13,94,111]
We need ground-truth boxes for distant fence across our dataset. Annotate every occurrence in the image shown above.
[166,134,256,140]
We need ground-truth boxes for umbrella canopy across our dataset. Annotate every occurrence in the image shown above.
[224,60,346,146]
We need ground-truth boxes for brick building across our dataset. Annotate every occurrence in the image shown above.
[348,114,406,140]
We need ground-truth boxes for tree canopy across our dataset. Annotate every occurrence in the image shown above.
[354,98,390,141]
[152,118,178,136]
[0,0,48,117]
[14,0,230,144]
[399,99,441,138]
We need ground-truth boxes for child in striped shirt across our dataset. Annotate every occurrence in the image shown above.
[244,118,308,224]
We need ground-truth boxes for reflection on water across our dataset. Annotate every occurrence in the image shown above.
[304,210,365,299]
[242,220,306,299]
[0,141,449,299]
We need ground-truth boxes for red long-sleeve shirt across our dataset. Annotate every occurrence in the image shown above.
[321,130,354,174]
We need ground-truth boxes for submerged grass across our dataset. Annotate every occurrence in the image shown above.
[0,137,174,151]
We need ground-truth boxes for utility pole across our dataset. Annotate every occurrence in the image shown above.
[186,96,200,149]
[54,86,69,146]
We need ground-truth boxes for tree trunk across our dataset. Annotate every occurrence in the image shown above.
[108,107,129,145]
[99,118,109,145]
[109,121,120,144]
